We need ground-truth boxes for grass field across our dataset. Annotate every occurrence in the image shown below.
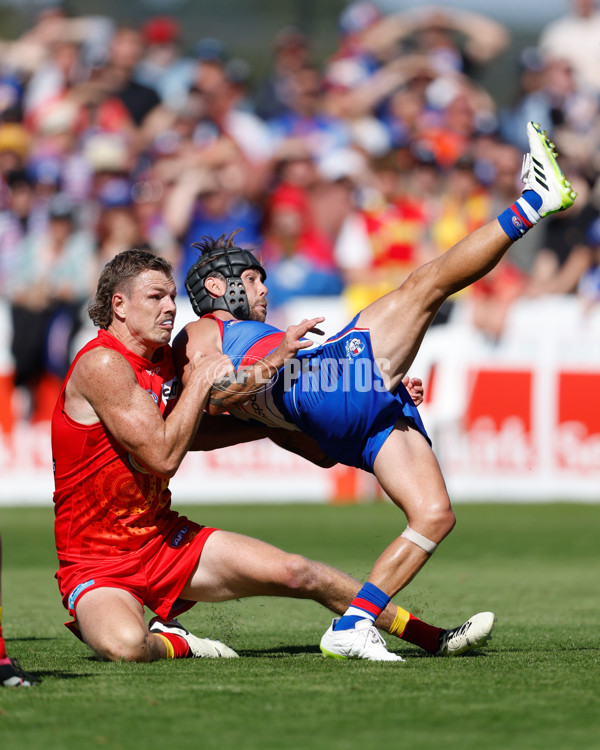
[0,502,599,750]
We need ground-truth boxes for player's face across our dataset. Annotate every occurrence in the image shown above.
[242,269,268,322]
[116,270,177,353]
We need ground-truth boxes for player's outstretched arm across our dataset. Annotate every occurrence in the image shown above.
[207,317,325,414]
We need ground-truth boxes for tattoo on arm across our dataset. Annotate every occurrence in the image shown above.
[212,371,245,393]
[209,363,273,408]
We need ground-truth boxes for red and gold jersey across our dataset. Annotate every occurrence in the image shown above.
[52,330,181,562]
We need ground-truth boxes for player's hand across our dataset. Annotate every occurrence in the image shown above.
[187,352,234,386]
[403,375,424,406]
[273,317,326,365]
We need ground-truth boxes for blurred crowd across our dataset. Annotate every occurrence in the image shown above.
[1,0,600,422]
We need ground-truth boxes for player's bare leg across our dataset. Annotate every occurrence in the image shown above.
[75,587,237,661]
[359,121,577,390]
[181,530,362,610]
[179,530,490,659]
[368,422,454,593]
[359,221,513,391]
[185,530,407,660]
[76,587,165,662]
[321,123,575,660]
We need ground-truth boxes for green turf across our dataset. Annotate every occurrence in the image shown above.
[1,502,599,750]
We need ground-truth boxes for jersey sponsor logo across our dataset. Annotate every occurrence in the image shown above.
[170,525,189,547]
[68,579,95,610]
[248,395,267,420]
[162,378,179,402]
[345,337,365,357]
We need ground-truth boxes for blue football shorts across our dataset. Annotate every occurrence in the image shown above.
[274,315,430,472]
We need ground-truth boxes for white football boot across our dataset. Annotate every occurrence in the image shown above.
[320,618,405,662]
[521,121,577,217]
[436,611,497,656]
[149,617,239,658]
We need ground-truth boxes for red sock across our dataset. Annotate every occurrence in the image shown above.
[401,614,444,654]
[158,632,190,659]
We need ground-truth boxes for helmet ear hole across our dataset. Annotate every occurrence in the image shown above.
[185,245,266,319]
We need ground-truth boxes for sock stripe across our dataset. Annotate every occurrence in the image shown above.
[516,197,540,223]
[513,204,533,227]
[156,633,175,659]
[498,190,542,241]
[352,597,384,616]
[333,582,391,631]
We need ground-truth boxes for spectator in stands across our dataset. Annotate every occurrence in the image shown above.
[323,1,384,112]
[259,182,343,310]
[527,172,595,297]
[104,26,162,128]
[0,123,30,186]
[254,26,312,121]
[538,0,600,94]
[191,42,273,166]
[576,216,600,311]
[6,192,94,419]
[135,16,196,110]
[0,170,45,296]
[373,6,510,80]
[268,63,351,163]
[23,34,82,120]
[93,177,145,279]
[333,149,433,313]
[499,47,551,154]
[429,152,492,255]
[163,137,263,283]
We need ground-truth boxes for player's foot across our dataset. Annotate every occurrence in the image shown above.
[436,611,496,656]
[149,617,239,658]
[0,657,40,687]
[320,618,405,662]
[522,122,577,216]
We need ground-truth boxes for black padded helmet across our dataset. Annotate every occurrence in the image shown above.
[184,233,266,320]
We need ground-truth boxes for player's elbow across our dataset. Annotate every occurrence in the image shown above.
[206,402,227,416]
[158,458,181,478]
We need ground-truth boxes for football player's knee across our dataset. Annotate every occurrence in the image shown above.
[99,626,148,662]
[432,506,456,538]
[414,504,456,541]
[280,554,318,593]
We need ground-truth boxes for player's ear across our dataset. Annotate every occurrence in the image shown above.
[205,275,226,298]
[112,292,126,321]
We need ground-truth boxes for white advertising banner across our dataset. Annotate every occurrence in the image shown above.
[0,296,599,506]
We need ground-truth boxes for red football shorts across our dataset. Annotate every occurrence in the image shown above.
[56,518,218,639]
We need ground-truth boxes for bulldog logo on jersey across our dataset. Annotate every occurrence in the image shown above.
[345,337,365,357]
